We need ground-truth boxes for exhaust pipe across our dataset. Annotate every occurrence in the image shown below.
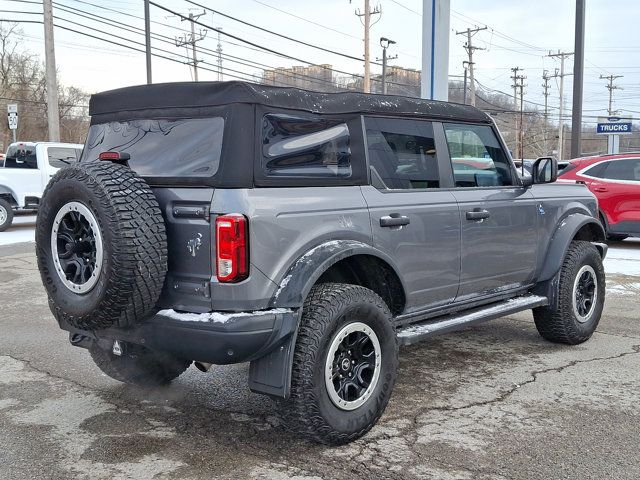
[194,361,213,372]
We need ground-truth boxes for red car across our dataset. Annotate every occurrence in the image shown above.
[558,153,640,240]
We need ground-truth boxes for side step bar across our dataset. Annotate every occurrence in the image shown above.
[397,295,548,346]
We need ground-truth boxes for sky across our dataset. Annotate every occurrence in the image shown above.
[3,0,640,125]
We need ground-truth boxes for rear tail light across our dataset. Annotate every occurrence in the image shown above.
[215,214,248,282]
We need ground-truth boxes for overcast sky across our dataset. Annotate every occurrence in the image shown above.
[5,0,640,124]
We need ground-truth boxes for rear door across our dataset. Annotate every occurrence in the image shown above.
[361,117,460,313]
[2,144,43,206]
[590,158,640,233]
[441,122,538,301]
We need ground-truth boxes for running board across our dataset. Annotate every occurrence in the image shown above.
[397,295,548,346]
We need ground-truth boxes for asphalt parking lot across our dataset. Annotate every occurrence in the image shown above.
[0,221,639,480]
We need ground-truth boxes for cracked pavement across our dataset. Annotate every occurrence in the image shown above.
[1,241,639,480]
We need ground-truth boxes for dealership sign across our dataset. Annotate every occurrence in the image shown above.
[596,116,633,135]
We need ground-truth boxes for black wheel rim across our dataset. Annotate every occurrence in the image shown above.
[325,322,381,411]
[573,265,597,322]
[51,202,103,293]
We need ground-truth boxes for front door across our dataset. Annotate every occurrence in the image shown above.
[361,117,460,314]
[441,122,538,301]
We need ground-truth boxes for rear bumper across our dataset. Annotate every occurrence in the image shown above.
[63,308,298,365]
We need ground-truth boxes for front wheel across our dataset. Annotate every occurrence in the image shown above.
[533,241,605,344]
[283,283,398,445]
[0,198,14,232]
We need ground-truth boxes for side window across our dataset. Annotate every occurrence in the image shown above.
[48,147,80,169]
[365,117,440,190]
[443,123,514,187]
[602,159,640,181]
[583,162,608,178]
[262,114,351,178]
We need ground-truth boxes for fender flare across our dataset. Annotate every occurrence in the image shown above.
[538,213,605,282]
[249,240,406,399]
[267,239,407,309]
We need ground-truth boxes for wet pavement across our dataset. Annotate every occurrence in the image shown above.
[0,241,639,480]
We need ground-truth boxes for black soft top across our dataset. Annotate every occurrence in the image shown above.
[89,80,491,122]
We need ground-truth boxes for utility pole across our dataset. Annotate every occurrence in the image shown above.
[144,0,152,84]
[175,11,207,82]
[354,0,381,93]
[511,69,526,163]
[378,37,397,94]
[600,74,623,115]
[548,51,573,160]
[43,0,60,142]
[462,61,469,104]
[510,66,521,109]
[456,26,487,106]
[571,0,586,159]
[542,70,551,122]
[216,28,223,82]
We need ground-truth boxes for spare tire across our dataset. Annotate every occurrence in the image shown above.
[36,162,167,330]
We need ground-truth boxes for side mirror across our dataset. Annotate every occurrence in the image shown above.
[531,157,558,184]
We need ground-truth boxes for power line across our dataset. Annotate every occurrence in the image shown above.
[183,0,377,65]
[51,1,353,90]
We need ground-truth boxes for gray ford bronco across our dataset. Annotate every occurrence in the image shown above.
[36,81,607,445]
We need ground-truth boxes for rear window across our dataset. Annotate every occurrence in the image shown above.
[4,144,37,169]
[82,117,224,177]
[261,114,351,178]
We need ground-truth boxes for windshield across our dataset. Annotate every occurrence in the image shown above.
[4,144,37,169]
[82,117,224,178]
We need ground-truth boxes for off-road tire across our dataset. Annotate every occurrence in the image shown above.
[533,241,605,344]
[283,283,398,445]
[36,162,167,330]
[90,343,191,387]
[0,198,13,232]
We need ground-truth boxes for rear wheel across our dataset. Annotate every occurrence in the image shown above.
[0,198,13,232]
[89,343,191,387]
[284,283,398,445]
[533,241,605,344]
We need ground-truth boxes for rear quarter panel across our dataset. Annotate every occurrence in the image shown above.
[211,186,373,305]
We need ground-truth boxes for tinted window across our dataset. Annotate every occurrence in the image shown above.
[444,124,514,187]
[583,162,607,178]
[4,144,38,169]
[602,159,640,181]
[48,147,80,168]
[262,114,351,178]
[365,117,440,190]
[82,118,224,177]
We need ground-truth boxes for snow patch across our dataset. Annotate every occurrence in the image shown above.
[158,308,293,324]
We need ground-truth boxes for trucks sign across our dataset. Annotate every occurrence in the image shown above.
[596,116,633,135]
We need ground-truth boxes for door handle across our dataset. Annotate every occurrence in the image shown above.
[380,214,410,228]
[593,186,608,192]
[466,209,491,221]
